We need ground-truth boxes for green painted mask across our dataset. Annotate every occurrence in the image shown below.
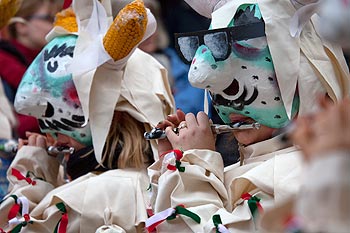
[175,4,299,128]
[14,35,92,145]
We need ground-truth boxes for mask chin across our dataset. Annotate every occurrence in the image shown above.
[39,119,93,147]
[212,94,299,129]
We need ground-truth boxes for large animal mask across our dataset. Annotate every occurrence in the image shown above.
[176,4,299,128]
[181,0,349,129]
[14,35,93,145]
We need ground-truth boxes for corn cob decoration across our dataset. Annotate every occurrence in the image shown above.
[53,7,78,33]
[0,0,22,28]
[103,0,147,61]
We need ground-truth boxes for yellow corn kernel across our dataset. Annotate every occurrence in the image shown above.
[103,0,147,61]
[53,7,78,33]
[0,0,22,29]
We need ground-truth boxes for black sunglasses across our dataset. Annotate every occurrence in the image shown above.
[174,21,265,64]
[27,14,55,23]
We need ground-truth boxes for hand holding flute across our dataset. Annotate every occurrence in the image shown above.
[1,132,75,157]
[151,110,260,156]
[156,110,217,153]
[145,122,261,140]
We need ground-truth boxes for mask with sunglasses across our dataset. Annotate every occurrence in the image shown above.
[175,4,299,129]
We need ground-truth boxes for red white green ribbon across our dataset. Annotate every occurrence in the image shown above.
[165,150,185,172]
[11,168,36,186]
[146,184,154,217]
[54,202,68,233]
[8,196,33,233]
[212,214,229,233]
[145,205,201,232]
[241,193,263,217]
[3,195,20,220]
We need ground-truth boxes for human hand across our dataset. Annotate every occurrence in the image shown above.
[166,111,216,152]
[18,132,50,151]
[156,109,186,156]
[292,96,350,161]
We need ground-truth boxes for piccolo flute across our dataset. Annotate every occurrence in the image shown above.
[144,122,261,140]
[0,140,75,156]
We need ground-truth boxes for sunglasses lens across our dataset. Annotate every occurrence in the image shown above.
[177,36,199,63]
[28,14,54,22]
[204,32,230,61]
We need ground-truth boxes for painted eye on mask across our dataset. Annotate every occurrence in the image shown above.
[174,21,265,64]
[43,43,75,77]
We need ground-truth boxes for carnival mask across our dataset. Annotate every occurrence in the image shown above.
[175,4,299,128]
[14,35,93,145]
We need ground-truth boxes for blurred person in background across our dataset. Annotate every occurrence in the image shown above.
[261,0,350,231]
[261,96,350,233]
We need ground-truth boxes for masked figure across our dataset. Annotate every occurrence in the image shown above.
[15,35,93,145]
[0,0,175,232]
[146,0,349,232]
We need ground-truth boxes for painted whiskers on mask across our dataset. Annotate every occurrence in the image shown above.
[38,102,86,133]
[212,86,258,111]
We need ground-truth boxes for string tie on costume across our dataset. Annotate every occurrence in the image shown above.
[54,202,68,233]
[165,150,185,172]
[8,197,33,233]
[146,184,154,217]
[241,193,263,217]
[212,214,229,233]
[145,205,201,232]
[11,168,37,185]
[5,195,20,220]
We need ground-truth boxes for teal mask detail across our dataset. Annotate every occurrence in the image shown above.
[176,4,299,128]
[14,35,92,145]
